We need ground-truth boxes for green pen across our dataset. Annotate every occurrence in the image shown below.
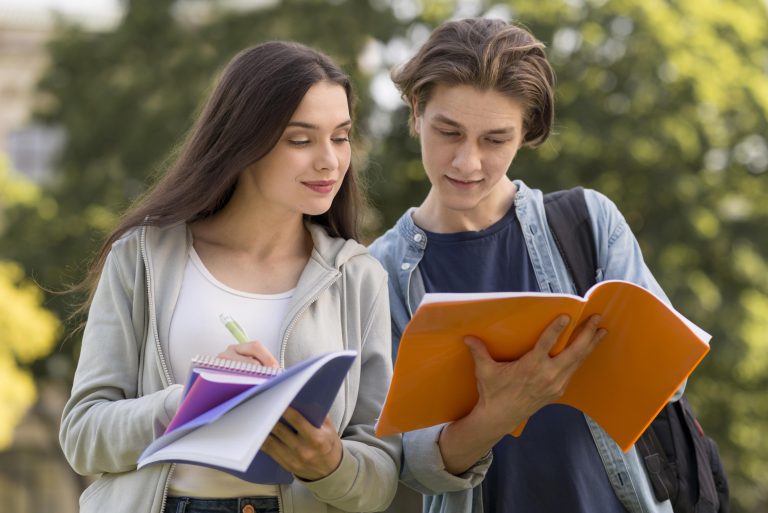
[219,313,249,344]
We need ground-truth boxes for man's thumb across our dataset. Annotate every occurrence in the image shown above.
[464,336,491,368]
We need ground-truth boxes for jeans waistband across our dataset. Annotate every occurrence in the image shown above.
[165,496,280,513]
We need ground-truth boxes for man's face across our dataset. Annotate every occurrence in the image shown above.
[414,84,526,216]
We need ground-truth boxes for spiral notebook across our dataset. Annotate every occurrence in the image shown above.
[164,355,285,434]
[138,350,357,484]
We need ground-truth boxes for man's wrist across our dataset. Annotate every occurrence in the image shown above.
[439,409,504,475]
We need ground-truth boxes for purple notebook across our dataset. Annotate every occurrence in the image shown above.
[138,350,357,484]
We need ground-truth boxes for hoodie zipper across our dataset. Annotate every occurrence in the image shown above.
[277,269,343,512]
[278,271,342,367]
[139,225,176,513]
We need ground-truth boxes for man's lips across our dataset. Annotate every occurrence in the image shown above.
[445,176,483,189]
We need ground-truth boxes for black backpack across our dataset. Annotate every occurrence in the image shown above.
[543,187,730,513]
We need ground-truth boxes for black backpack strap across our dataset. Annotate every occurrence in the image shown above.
[543,187,598,295]
[635,422,680,504]
[544,187,729,513]
[680,397,727,513]
[544,187,678,504]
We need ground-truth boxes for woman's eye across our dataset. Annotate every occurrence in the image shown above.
[487,138,508,145]
[332,136,351,144]
[288,139,310,146]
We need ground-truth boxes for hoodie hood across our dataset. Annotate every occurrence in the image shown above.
[138,221,369,377]
[306,222,368,270]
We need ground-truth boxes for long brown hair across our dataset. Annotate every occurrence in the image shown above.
[392,18,555,147]
[79,41,361,315]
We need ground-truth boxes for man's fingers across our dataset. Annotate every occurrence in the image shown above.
[556,315,606,369]
[533,315,571,356]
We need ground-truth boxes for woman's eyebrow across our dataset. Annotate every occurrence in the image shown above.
[286,119,352,129]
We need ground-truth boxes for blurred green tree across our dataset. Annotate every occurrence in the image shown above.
[0,0,402,358]
[0,156,60,448]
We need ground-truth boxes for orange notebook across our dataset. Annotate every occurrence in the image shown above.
[375,280,711,452]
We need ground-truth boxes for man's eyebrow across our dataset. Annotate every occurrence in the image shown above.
[486,126,518,136]
[286,119,352,129]
[431,114,463,129]
[431,113,517,136]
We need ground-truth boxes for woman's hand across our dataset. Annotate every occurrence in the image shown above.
[261,407,343,481]
[438,314,606,474]
[216,340,280,368]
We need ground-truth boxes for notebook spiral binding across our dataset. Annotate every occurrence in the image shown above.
[191,354,284,377]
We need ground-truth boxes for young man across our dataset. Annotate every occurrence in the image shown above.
[370,18,676,513]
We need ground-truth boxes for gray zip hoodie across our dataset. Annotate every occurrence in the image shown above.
[60,221,401,513]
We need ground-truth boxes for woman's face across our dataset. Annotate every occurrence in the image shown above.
[240,81,352,218]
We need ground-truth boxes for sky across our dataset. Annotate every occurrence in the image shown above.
[0,0,123,29]
[0,0,284,30]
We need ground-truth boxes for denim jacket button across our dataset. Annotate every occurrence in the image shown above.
[401,263,411,270]
[413,233,423,242]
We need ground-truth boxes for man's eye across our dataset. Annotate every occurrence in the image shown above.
[438,130,459,137]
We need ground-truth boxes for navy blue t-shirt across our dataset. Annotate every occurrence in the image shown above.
[419,207,627,513]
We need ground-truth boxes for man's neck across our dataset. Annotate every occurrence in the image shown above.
[413,179,517,233]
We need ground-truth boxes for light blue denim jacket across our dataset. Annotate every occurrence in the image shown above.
[369,180,677,513]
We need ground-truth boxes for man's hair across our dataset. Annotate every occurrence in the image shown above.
[392,18,555,147]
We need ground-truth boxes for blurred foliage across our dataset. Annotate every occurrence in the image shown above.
[0,0,766,510]
[0,157,60,448]
[0,0,404,324]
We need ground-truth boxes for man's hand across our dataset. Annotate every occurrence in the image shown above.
[438,314,606,475]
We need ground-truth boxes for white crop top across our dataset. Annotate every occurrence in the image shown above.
[167,247,293,498]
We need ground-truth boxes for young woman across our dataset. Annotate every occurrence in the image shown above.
[59,41,399,513]
[370,18,677,513]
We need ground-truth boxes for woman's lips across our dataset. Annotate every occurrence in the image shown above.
[302,180,337,193]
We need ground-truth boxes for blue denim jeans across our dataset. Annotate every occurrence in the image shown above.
[164,496,280,513]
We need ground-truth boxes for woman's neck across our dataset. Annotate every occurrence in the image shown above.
[188,189,313,295]
[192,186,310,260]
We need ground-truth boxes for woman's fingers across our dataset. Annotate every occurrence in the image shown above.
[262,409,342,481]
[216,340,279,367]
[234,342,280,368]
